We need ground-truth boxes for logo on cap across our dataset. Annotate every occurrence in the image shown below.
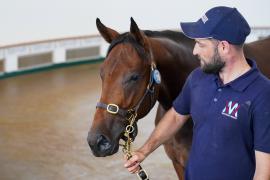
[201,14,208,24]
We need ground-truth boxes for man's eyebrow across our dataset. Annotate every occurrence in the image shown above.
[195,40,203,45]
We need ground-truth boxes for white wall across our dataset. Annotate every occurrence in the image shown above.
[0,0,269,46]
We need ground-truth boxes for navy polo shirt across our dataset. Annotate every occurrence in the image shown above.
[173,59,270,180]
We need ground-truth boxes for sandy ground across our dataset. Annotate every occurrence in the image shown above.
[0,63,177,180]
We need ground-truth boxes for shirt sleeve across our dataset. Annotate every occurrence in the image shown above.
[172,72,193,115]
[253,88,270,153]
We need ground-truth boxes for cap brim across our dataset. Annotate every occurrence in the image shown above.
[180,21,212,39]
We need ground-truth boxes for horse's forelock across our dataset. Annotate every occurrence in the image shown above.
[106,33,149,60]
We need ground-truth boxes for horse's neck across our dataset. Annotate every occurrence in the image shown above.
[150,38,198,110]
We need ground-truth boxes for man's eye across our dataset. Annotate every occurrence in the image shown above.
[196,42,204,48]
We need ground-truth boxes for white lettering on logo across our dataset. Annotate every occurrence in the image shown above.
[201,15,208,24]
[222,101,240,119]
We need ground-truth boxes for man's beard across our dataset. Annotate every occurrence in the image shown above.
[200,46,225,74]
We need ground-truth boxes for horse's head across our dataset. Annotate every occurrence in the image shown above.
[87,18,160,157]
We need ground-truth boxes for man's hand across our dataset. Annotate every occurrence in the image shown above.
[124,150,146,174]
[123,108,190,174]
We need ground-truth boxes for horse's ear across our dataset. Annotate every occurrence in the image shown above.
[96,18,120,43]
[130,17,149,49]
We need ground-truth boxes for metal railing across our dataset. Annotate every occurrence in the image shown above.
[0,27,269,74]
[0,35,108,73]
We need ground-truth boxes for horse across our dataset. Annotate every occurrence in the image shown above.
[87,18,270,179]
[244,36,270,77]
[87,18,198,179]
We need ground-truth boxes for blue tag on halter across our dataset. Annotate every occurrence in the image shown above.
[152,69,161,84]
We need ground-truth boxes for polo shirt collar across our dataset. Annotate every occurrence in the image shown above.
[214,59,259,92]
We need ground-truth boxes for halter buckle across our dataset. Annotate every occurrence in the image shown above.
[107,104,119,114]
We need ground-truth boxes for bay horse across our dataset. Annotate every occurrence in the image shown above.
[244,36,270,76]
[87,18,270,179]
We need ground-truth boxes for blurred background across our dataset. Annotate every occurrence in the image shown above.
[0,0,269,179]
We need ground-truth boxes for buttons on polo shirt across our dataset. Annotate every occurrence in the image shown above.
[214,98,218,102]
[218,88,222,92]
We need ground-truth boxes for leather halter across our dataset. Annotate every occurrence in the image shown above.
[95,62,157,180]
[96,63,158,121]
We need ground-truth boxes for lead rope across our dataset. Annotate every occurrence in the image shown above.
[121,112,149,180]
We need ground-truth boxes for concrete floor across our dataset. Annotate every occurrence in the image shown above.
[0,63,177,180]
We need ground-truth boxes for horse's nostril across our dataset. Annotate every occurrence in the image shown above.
[96,135,111,152]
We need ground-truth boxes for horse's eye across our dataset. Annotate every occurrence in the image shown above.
[129,74,139,82]
[123,74,140,85]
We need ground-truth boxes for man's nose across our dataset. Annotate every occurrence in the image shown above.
[193,44,198,56]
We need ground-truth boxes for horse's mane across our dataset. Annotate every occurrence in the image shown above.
[143,30,193,44]
[107,30,194,59]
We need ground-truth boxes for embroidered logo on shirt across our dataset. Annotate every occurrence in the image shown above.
[222,101,240,119]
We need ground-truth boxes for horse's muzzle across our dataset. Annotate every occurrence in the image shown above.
[87,133,118,157]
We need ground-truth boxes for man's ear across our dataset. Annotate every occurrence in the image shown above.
[219,41,230,54]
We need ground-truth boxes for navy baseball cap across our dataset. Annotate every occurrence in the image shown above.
[180,6,251,45]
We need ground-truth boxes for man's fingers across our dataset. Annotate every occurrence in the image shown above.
[124,155,139,168]
[128,162,140,173]
[124,152,145,174]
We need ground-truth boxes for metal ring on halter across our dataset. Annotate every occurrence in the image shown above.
[125,125,134,134]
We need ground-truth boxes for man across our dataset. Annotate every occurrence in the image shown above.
[124,6,270,180]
